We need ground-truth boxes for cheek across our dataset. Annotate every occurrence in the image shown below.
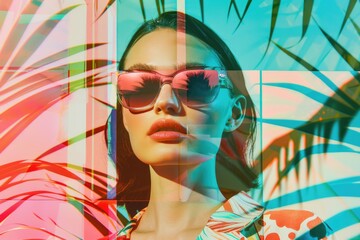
[187,112,225,137]
[123,110,135,132]
[185,100,231,157]
[187,95,231,137]
[123,110,148,145]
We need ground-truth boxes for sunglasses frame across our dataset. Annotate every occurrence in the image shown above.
[116,69,234,112]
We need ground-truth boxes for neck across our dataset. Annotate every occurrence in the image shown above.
[136,158,226,233]
[149,159,224,202]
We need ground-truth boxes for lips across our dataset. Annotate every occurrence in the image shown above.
[147,119,187,142]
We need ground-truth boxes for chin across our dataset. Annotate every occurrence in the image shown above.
[137,147,216,167]
[131,137,220,167]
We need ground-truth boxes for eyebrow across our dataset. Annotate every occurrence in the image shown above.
[179,63,210,70]
[126,62,210,71]
[126,63,156,71]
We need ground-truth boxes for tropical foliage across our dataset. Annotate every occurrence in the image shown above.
[0,0,358,238]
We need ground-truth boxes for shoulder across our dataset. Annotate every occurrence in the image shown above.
[257,209,333,239]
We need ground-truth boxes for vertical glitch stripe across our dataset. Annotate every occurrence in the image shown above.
[65,2,86,238]
[107,0,117,201]
[85,1,96,238]
[177,0,185,13]
[176,0,186,66]
[87,0,96,196]
[259,70,264,238]
[176,1,187,200]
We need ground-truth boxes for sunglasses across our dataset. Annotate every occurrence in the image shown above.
[117,69,233,112]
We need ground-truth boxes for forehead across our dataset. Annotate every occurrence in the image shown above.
[123,28,222,71]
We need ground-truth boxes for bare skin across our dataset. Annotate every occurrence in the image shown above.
[122,29,242,239]
[131,164,225,240]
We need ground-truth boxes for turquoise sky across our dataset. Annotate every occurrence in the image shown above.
[116,0,359,71]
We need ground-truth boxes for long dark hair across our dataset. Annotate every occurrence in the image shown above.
[106,11,258,217]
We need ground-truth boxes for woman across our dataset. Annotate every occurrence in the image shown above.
[107,11,332,239]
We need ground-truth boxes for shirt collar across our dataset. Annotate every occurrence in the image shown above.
[118,191,264,238]
[201,191,264,234]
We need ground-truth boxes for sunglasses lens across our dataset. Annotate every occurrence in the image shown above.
[173,70,220,106]
[117,70,222,109]
[118,72,160,109]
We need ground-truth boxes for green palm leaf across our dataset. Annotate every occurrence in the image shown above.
[339,0,357,35]
[302,0,314,39]
[139,0,146,21]
[317,24,360,70]
[273,41,359,109]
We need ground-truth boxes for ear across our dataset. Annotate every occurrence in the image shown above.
[224,95,246,132]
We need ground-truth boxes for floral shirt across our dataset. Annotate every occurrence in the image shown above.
[113,192,333,239]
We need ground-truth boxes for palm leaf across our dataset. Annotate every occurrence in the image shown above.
[227,0,242,22]
[301,0,314,39]
[269,0,280,46]
[0,2,121,237]
[155,0,162,16]
[0,5,81,88]
[256,76,359,197]
[317,24,360,70]
[97,0,117,20]
[265,176,360,208]
[199,0,204,22]
[263,82,356,115]
[139,0,146,21]
[350,18,360,35]
[0,1,44,67]
[0,159,113,188]
[35,125,106,160]
[0,43,107,97]
[273,41,359,109]
[161,0,165,13]
[256,0,281,66]
[0,190,115,236]
[339,0,357,35]
[1,225,71,240]
[0,64,111,153]
[234,0,252,32]
[25,43,106,72]
[0,90,66,153]
[325,207,360,237]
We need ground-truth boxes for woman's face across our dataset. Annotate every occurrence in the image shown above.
[121,28,234,166]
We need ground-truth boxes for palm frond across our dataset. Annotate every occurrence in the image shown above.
[35,125,106,160]
[256,0,280,66]
[265,176,360,208]
[317,24,360,70]
[139,0,146,21]
[199,0,204,22]
[273,41,359,109]
[0,5,81,88]
[233,0,252,32]
[155,0,162,16]
[302,0,314,39]
[227,0,242,22]
[256,76,359,197]
[0,43,106,97]
[325,207,360,236]
[339,0,357,35]
[0,62,112,153]
[0,1,44,67]
[263,82,356,116]
[350,18,360,35]
[97,0,117,20]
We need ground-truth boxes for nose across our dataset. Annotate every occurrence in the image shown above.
[153,83,181,114]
